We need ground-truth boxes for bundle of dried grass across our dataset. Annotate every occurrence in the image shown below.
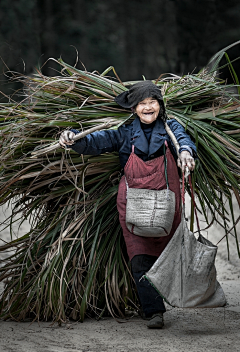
[0,44,240,322]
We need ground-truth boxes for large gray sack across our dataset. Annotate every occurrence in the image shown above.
[145,215,226,308]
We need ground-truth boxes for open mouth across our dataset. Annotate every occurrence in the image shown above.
[144,112,154,116]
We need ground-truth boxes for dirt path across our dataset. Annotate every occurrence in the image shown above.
[0,201,240,352]
[0,284,239,352]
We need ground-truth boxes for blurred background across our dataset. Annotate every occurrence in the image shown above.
[0,0,240,100]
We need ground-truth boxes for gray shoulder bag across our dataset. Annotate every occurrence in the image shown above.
[125,141,176,237]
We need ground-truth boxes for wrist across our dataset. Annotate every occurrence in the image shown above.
[179,146,193,156]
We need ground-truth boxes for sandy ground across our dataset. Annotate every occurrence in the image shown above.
[0,198,240,352]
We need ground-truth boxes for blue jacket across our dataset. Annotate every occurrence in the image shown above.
[71,117,197,170]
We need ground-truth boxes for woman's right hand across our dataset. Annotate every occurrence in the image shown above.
[59,130,76,147]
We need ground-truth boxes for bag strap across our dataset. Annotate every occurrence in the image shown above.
[188,175,201,235]
[182,173,201,235]
[181,172,185,205]
[163,141,169,189]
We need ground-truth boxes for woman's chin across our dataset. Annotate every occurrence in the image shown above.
[139,116,157,124]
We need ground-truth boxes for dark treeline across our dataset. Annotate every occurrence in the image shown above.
[0,0,240,100]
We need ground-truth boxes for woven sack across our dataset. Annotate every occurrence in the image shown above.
[144,214,226,307]
[125,187,175,237]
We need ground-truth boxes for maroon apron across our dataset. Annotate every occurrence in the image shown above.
[117,143,181,261]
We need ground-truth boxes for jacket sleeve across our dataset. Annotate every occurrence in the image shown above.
[167,119,197,158]
[69,127,124,155]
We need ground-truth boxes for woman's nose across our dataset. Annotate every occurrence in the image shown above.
[144,104,152,109]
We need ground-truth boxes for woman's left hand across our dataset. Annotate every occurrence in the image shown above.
[177,151,195,172]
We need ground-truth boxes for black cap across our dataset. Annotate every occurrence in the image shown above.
[115,80,163,108]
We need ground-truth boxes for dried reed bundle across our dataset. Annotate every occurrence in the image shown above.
[0,44,240,322]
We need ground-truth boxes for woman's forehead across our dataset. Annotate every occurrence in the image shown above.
[138,97,158,104]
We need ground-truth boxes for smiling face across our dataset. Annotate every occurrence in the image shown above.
[134,97,160,124]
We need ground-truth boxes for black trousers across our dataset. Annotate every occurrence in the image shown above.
[131,254,166,317]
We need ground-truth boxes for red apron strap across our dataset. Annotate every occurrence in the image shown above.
[132,144,135,153]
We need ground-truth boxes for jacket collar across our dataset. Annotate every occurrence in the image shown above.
[132,116,167,155]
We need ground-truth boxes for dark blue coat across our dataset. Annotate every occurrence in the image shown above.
[71,117,197,170]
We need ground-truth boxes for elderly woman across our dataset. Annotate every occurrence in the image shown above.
[59,81,197,329]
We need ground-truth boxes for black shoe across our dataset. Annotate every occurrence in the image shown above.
[147,313,164,329]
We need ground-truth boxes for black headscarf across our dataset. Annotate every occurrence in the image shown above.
[115,80,167,122]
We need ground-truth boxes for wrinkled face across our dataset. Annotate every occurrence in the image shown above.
[135,97,160,124]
